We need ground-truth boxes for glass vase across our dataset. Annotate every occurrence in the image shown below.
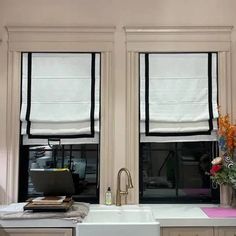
[230,188,236,207]
[220,184,233,207]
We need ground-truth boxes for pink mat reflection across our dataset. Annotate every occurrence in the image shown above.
[201,207,236,218]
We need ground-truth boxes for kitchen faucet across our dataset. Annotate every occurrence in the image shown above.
[116,168,133,206]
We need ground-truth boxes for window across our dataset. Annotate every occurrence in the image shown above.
[18,52,100,203]
[139,52,219,203]
[6,26,114,204]
[124,26,232,204]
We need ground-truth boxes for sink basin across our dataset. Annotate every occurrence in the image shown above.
[83,208,154,223]
[77,205,160,236]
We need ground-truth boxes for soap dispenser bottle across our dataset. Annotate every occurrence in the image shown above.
[105,187,112,205]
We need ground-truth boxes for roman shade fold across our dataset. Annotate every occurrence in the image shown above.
[140,52,218,142]
[21,52,100,145]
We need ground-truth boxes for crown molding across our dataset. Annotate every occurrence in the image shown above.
[124,26,233,52]
[6,25,116,51]
[124,26,233,44]
[124,26,233,34]
[6,25,116,33]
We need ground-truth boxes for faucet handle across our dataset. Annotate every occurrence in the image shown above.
[116,167,134,206]
[125,185,129,204]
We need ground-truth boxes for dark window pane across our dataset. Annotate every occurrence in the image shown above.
[139,142,219,203]
[19,144,99,203]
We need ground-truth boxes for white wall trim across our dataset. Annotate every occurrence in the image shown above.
[125,26,233,33]
[100,51,115,203]
[7,26,115,52]
[0,36,8,204]
[125,26,233,203]
[126,51,139,203]
[7,25,116,33]
[6,25,115,204]
[124,26,232,52]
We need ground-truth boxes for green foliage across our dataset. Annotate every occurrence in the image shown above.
[211,164,236,188]
[211,165,231,185]
[229,165,236,189]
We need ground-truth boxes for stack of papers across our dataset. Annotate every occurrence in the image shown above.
[32,196,66,205]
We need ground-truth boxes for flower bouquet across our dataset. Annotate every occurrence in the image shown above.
[210,114,236,186]
[210,114,236,206]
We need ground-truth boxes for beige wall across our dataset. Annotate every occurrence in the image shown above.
[0,0,236,203]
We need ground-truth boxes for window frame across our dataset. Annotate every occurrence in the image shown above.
[19,51,102,202]
[6,26,115,204]
[125,26,233,203]
[138,51,220,203]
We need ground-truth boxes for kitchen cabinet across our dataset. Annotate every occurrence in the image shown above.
[0,228,73,236]
[216,227,236,236]
[162,227,214,236]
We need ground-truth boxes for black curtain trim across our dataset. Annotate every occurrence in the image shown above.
[144,130,212,137]
[25,52,98,139]
[144,52,215,137]
[20,53,24,139]
[25,53,32,135]
[145,53,150,136]
[98,53,102,141]
[27,133,96,139]
[208,53,214,131]
[139,51,218,55]
[90,53,96,137]
[216,53,219,111]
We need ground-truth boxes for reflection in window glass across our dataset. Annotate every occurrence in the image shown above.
[19,144,99,202]
[140,142,219,203]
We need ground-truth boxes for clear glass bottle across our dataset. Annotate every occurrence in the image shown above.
[105,187,112,205]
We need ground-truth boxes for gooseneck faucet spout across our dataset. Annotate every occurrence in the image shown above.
[116,168,133,206]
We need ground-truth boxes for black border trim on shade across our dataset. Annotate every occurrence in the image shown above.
[208,53,214,131]
[143,52,214,137]
[216,53,219,110]
[24,52,99,139]
[25,52,32,136]
[90,53,96,137]
[145,54,150,136]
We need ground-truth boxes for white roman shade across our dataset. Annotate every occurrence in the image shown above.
[140,53,218,142]
[21,52,100,145]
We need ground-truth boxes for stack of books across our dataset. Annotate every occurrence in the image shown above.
[32,196,66,205]
[24,196,73,212]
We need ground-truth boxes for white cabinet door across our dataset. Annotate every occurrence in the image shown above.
[217,227,236,236]
[0,228,72,236]
[162,227,214,236]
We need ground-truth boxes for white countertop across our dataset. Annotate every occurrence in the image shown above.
[0,203,236,228]
[147,204,236,227]
[88,204,236,227]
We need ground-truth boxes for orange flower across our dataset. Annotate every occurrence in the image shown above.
[218,113,236,156]
[218,114,230,136]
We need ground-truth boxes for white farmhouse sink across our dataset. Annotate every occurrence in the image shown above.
[77,205,160,236]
